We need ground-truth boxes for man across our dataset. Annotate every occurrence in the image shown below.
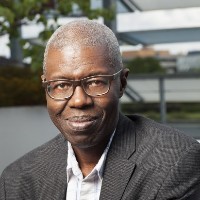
[0,19,200,200]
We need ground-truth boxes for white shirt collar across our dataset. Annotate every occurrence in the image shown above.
[67,129,116,181]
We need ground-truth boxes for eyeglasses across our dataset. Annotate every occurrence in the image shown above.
[42,69,122,100]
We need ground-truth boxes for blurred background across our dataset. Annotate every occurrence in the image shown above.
[0,0,200,174]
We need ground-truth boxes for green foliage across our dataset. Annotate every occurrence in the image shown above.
[0,66,45,106]
[126,57,165,74]
[0,66,32,78]
[121,102,200,122]
[23,42,45,72]
[188,67,200,73]
[0,6,14,24]
[0,0,49,37]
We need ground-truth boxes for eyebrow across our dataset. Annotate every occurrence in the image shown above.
[48,71,112,80]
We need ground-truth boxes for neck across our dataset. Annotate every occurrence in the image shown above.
[72,139,109,177]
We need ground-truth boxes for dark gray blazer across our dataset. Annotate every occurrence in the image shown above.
[1,114,200,200]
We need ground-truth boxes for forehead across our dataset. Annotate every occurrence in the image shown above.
[45,45,114,79]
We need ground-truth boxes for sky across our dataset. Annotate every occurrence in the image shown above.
[1,7,200,58]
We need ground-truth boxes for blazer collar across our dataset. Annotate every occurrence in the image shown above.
[100,113,136,200]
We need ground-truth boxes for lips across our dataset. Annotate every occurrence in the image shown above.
[66,116,98,131]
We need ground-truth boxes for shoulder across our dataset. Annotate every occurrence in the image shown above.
[121,114,200,198]
[0,134,68,198]
[121,114,200,162]
[126,114,200,165]
[1,134,67,179]
[126,114,198,144]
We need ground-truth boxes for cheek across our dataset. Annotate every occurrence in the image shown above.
[46,98,66,121]
[95,94,120,135]
[96,92,120,117]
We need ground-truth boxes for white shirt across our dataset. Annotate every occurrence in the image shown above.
[66,131,115,200]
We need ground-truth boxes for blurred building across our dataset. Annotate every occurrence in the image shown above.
[122,47,177,73]
[177,51,200,72]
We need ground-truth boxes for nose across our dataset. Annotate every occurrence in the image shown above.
[67,86,93,108]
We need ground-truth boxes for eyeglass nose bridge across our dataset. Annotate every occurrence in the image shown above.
[71,79,88,96]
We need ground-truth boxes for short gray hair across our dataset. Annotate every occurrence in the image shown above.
[43,19,123,73]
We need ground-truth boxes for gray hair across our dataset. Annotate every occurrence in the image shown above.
[43,19,122,73]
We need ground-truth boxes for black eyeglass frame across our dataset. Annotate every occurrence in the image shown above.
[42,69,123,100]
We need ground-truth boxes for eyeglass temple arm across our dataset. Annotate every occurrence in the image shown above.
[113,69,123,80]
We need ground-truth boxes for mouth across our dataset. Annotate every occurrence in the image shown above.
[66,116,98,131]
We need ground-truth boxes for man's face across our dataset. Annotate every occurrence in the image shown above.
[43,45,126,149]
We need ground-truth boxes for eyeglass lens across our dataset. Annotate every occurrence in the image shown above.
[47,76,110,99]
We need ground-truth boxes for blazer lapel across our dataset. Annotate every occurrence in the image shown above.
[40,134,68,200]
[100,114,136,200]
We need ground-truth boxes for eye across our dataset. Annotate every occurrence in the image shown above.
[50,81,72,90]
[86,77,108,87]
[57,83,68,89]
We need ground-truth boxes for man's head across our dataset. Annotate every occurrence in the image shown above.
[43,19,123,73]
[42,19,129,150]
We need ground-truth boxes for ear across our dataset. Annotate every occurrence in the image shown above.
[119,68,129,98]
